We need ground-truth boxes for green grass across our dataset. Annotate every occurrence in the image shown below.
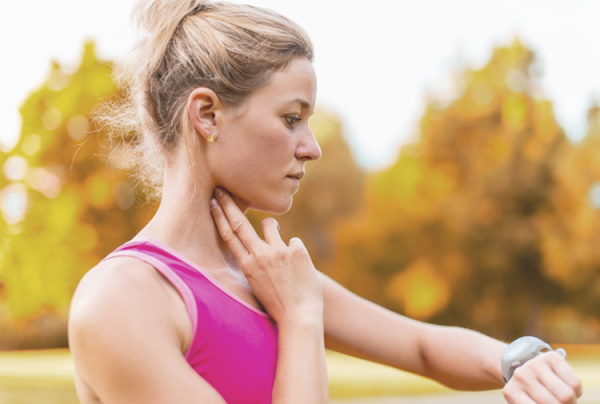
[0,347,598,403]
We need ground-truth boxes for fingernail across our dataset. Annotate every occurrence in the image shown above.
[273,218,280,230]
[210,198,219,209]
[215,187,224,197]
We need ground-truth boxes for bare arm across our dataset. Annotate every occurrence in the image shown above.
[320,273,581,402]
[210,189,328,403]
[69,259,227,404]
[320,273,504,390]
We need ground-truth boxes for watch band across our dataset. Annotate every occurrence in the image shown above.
[501,336,566,383]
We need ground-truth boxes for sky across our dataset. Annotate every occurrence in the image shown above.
[2,0,600,170]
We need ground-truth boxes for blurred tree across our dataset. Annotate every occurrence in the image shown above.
[0,42,154,348]
[331,39,598,341]
[3,37,598,348]
[562,103,600,325]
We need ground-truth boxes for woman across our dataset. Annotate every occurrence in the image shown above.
[68,0,582,403]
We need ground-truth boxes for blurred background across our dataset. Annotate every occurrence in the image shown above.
[1,0,600,402]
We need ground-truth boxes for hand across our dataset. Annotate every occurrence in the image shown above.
[503,351,582,403]
[210,188,323,326]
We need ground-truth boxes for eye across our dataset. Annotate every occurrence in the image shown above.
[284,115,301,128]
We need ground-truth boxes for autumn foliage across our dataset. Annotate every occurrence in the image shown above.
[0,43,155,348]
[1,39,599,348]
[332,40,600,341]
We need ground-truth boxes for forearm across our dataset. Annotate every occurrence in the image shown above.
[272,317,328,403]
[320,274,505,391]
[419,324,506,391]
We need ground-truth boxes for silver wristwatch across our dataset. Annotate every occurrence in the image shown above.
[501,336,566,383]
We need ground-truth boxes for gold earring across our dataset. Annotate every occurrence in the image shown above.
[206,133,216,143]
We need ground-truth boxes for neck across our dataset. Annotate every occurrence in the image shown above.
[135,166,236,270]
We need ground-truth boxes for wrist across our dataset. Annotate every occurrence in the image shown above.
[501,336,566,383]
[277,310,324,333]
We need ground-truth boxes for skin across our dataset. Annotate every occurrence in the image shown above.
[69,58,582,403]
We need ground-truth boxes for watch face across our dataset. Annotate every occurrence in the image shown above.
[501,336,553,382]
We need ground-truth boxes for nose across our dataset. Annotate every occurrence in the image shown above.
[295,128,322,161]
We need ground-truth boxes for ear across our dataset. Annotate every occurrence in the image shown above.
[187,88,222,142]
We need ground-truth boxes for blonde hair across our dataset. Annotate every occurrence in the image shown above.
[101,0,313,197]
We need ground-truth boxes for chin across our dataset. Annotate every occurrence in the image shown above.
[252,198,293,216]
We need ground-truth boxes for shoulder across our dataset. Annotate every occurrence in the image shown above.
[69,256,180,353]
[71,256,167,319]
[68,257,225,403]
[69,258,182,384]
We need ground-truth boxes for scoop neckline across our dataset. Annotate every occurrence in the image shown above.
[130,237,271,319]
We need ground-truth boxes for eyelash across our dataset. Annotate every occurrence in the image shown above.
[284,115,301,128]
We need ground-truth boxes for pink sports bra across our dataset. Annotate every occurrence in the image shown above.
[104,239,278,403]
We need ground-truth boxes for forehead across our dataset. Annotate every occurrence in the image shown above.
[247,58,317,111]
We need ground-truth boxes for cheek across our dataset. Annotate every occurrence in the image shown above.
[215,122,291,182]
[258,139,290,165]
[240,122,292,165]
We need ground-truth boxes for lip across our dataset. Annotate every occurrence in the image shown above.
[287,172,304,181]
[286,172,303,188]
[286,172,304,184]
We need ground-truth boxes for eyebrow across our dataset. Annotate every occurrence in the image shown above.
[297,99,310,109]
[287,98,313,113]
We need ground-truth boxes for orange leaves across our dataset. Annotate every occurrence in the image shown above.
[501,93,528,131]
[386,259,450,320]
[2,36,600,347]
[84,174,113,210]
[0,42,155,332]
[329,39,600,341]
